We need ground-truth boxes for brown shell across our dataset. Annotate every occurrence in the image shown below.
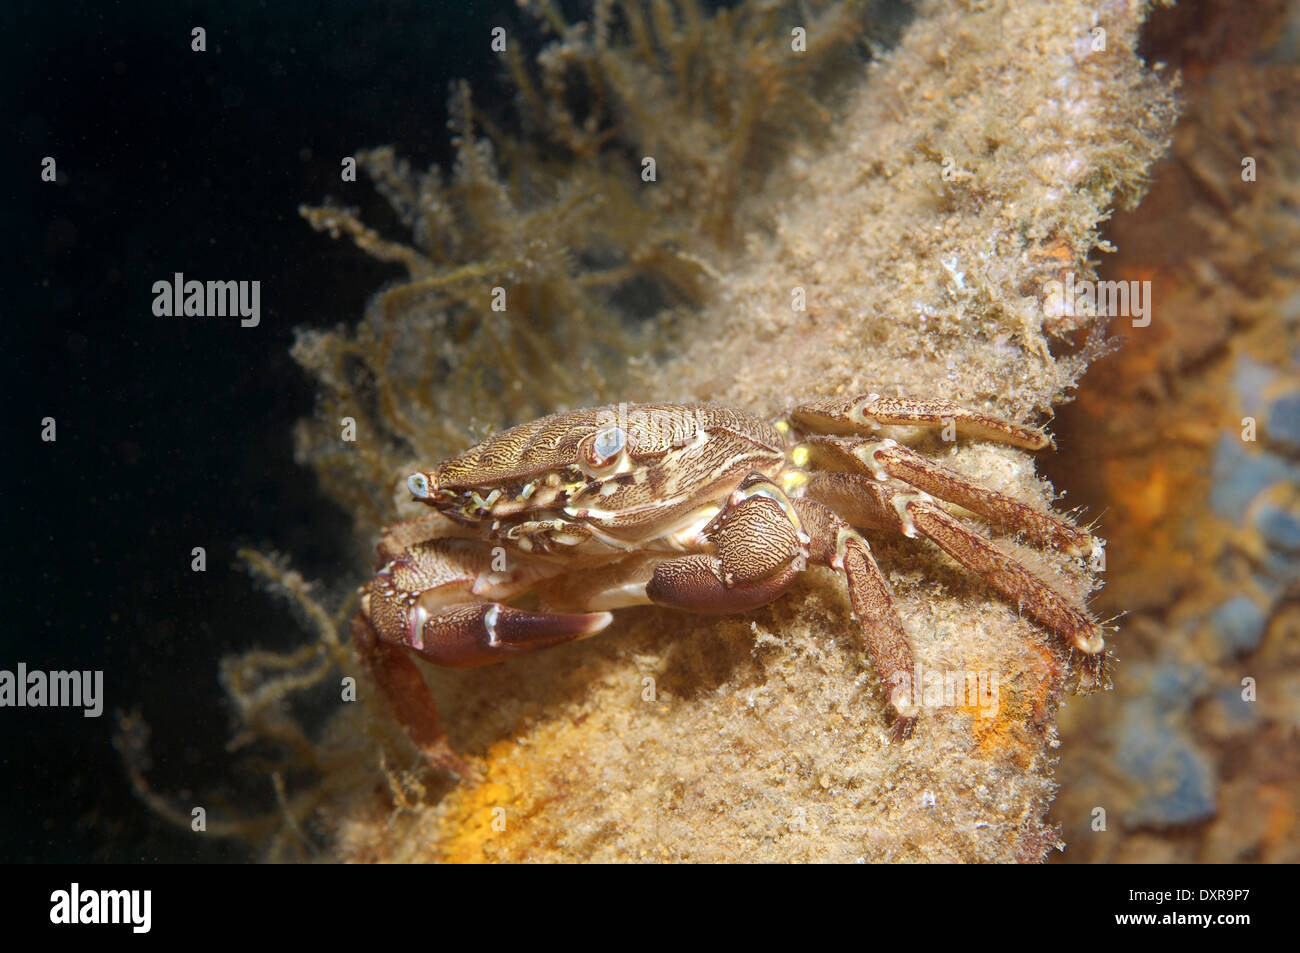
[432,403,785,491]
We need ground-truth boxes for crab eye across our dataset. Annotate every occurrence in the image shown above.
[579,425,628,475]
[407,472,432,499]
[592,426,626,462]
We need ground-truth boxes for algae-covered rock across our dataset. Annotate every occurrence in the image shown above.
[1045,0,1300,862]
[160,0,1180,862]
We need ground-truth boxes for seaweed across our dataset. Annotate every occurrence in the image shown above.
[293,1,886,535]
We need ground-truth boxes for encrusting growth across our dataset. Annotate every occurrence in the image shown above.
[122,0,1178,863]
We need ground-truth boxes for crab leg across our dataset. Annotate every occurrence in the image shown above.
[791,497,919,739]
[641,474,918,737]
[363,538,612,664]
[371,511,483,567]
[792,393,1050,450]
[806,435,1096,555]
[351,613,474,779]
[806,472,1103,654]
[405,602,613,666]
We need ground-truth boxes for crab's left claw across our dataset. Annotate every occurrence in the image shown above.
[647,474,808,614]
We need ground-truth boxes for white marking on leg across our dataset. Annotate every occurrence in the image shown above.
[870,438,896,480]
[409,605,429,651]
[891,492,932,539]
[1075,627,1105,654]
[484,604,501,646]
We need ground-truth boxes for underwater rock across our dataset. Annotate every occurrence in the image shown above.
[1207,596,1266,660]
[288,0,1177,864]
[1046,0,1300,863]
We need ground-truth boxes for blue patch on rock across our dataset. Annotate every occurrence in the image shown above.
[1207,595,1266,658]
[1266,391,1300,453]
[1215,685,1257,728]
[1210,434,1293,522]
[1256,502,1300,553]
[1114,660,1218,828]
[1117,717,1217,828]
[1234,356,1276,415]
[1147,657,1207,705]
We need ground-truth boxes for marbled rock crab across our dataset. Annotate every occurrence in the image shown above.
[352,395,1103,777]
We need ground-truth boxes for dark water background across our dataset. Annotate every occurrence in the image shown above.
[4,0,541,862]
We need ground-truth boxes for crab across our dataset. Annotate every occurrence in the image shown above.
[351,394,1103,777]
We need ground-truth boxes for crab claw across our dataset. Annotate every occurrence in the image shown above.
[647,554,802,613]
[412,602,612,668]
[351,602,609,780]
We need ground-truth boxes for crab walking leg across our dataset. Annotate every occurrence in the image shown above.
[646,473,809,613]
[351,612,474,779]
[642,475,916,737]
[806,435,1097,556]
[790,497,919,738]
[807,472,1104,655]
[792,394,1051,450]
[910,504,1104,653]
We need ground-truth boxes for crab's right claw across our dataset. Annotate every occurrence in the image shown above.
[352,604,610,779]
[408,602,613,668]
